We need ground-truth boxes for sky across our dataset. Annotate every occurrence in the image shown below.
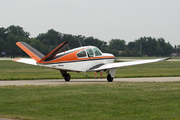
[0,0,180,46]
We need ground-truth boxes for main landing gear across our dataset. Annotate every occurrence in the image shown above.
[60,70,115,82]
[60,70,71,82]
[106,68,116,82]
[64,73,71,82]
[107,74,113,82]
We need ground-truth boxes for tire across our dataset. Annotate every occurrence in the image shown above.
[64,73,71,82]
[107,74,113,82]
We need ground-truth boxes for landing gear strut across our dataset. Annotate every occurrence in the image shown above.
[107,74,113,82]
[60,70,71,82]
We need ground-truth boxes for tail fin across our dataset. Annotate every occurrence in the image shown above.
[16,41,69,62]
[16,42,45,61]
[40,41,69,62]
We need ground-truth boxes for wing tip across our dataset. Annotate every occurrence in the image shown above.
[159,57,171,62]
[166,57,171,60]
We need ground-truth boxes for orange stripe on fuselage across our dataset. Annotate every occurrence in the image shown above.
[37,48,114,64]
[16,42,41,61]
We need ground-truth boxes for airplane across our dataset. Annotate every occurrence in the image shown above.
[13,41,171,82]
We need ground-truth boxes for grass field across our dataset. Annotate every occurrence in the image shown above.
[0,60,180,80]
[0,82,180,120]
[0,60,180,120]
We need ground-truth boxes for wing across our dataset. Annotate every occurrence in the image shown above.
[92,58,171,71]
[13,58,37,65]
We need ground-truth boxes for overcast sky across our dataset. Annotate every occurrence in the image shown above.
[1,0,179,46]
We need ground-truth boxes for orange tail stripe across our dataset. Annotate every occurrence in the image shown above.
[40,41,69,62]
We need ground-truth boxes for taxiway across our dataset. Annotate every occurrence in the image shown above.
[0,77,180,86]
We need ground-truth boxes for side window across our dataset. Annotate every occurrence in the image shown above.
[77,50,87,58]
[93,47,102,56]
[86,48,94,57]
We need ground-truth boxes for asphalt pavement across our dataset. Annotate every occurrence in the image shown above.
[0,77,180,86]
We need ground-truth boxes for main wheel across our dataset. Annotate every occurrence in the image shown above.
[107,74,113,82]
[64,73,71,82]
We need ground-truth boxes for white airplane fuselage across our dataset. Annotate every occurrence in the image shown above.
[37,46,115,72]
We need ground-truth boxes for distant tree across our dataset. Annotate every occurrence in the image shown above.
[164,42,173,56]
[6,33,20,56]
[7,25,30,38]
[127,42,135,51]
[134,37,147,55]
[0,27,7,39]
[119,49,142,57]
[0,25,175,57]
[61,34,79,49]
[146,37,157,56]
[84,37,104,49]
[174,45,180,53]
[111,49,119,57]
[109,39,126,51]
[0,28,7,56]
[178,45,180,53]
[156,38,166,56]
[29,38,48,55]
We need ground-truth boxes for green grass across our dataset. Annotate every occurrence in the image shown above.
[116,57,180,59]
[0,60,180,80]
[0,82,180,120]
[115,61,180,78]
[1,60,180,119]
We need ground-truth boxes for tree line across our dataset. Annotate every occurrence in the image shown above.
[0,25,178,57]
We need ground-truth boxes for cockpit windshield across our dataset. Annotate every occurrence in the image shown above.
[77,47,103,58]
[86,48,94,57]
[93,47,102,56]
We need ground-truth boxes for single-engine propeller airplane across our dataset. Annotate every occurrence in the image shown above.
[14,41,170,82]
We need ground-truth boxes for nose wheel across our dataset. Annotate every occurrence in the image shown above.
[64,73,71,82]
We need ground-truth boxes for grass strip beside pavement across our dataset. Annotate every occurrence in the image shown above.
[0,82,180,120]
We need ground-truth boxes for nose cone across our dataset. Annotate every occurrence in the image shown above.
[102,53,115,57]
[110,53,115,57]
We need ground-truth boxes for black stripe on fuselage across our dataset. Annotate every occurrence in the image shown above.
[38,57,115,65]
[88,63,105,71]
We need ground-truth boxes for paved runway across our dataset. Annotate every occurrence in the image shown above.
[0,77,180,86]
[1,58,180,61]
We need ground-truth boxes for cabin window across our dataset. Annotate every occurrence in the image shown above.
[77,50,87,58]
[93,47,102,56]
[86,48,94,57]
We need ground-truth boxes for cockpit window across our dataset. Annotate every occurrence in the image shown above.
[86,48,94,57]
[77,50,87,58]
[93,47,102,56]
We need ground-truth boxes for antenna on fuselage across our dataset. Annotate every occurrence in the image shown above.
[78,38,82,47]
[67,45,70,50]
